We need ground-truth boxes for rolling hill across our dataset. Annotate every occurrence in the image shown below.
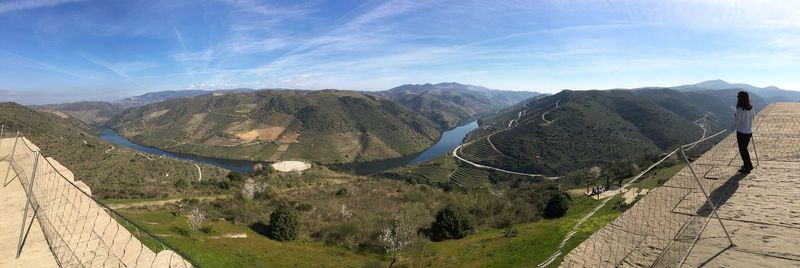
[113,88,256,109]
[108,90,442,164]
[371,82,540,129]
[32,101,122,125]
[458,89,706,175]
[0,102,227,199]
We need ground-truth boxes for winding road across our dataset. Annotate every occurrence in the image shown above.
[541,100,560,124]
[452,97,566,179]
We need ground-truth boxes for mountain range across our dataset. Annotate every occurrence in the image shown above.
[371,83,539,129]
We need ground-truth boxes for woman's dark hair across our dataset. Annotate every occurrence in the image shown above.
[737,91,752,111]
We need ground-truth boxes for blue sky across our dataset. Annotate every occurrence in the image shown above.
[1,0,799,104]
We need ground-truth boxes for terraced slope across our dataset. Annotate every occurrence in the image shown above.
[108,90,442,164]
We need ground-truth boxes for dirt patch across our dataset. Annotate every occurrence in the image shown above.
[42,110,69,119]
[272,161,311,172]
[235,127,286,143]
[145,109,170,120]
[278,131,300,143]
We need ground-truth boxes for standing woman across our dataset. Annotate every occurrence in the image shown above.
[735,91,755,173]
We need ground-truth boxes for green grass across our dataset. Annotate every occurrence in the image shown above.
[415,195,621,267]
[118,209,386,267]
[118,193,623,267]
[632,163,685,189]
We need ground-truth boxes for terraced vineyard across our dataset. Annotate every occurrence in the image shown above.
[456,93,566,174]
[448,164,491,188]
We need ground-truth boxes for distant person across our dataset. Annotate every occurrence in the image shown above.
[734,91,755,173]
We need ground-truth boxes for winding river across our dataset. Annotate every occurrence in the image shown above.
[100,121,479,175]
[100,128,259,173]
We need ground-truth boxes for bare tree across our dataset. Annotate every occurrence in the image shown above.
[378,218,416,268]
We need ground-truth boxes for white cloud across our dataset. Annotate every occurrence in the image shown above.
[0,0,83,14]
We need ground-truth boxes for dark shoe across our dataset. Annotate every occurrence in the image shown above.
[737,167,747,173]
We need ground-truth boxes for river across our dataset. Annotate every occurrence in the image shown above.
[100,121,479,175]
[100,128,259,173]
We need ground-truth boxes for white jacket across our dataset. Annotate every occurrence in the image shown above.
[734,107,754,134]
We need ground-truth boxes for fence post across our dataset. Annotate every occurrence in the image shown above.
[3,131,19,186]
[16,150,40,259]
[676,148,734,267]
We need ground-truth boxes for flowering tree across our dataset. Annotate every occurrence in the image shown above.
[378,218,415,268]
[242,178,267,200]
[340,204,353,220]
[186,207,206,231]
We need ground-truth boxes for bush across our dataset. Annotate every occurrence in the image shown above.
[335,187,349,196]
[543,192,570,219]
[430,205,473,241]
[267,202,298,241]
[227,171,244,182]
[199,225,215,234]
[296,203,313,212]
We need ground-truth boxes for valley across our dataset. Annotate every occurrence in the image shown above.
[7,79,799,268]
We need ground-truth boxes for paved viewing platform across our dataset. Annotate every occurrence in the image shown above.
[563,102,800,267]
[0,140,57,267]
[0,137,192,267]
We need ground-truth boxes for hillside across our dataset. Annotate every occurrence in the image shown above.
[372,83,539,129]
[458,89,704,175]
[108,90,442,164]
[32,101,122,125]
[113,88,256,109]
[0,102,227,199]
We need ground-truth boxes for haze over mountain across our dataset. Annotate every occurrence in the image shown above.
[32,101,122,125]
[371,82,540,129]
[673,79,800,102]
[113,88,256,109]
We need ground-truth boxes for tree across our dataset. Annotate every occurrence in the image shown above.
[186,207,206,231]
[430,205,473,241]
[268,202,298,241]
[378,218,415,268]
[543,192,570,218]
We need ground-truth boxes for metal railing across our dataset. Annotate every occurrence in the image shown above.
[556,113,770,267]
[1,126,200,267]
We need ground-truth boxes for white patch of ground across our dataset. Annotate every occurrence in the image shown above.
[144,109,170,120]
[271,161,311,172]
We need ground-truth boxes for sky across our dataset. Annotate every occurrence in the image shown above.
[0,0,799,104]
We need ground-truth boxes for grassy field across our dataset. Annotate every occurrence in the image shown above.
[632,163,685,189]
[118,209,384,267]
[118,193,622,267]
[418,195,622,267]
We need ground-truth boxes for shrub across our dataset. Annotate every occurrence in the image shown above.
[430,205,473,241]
[199,225,214,234]
[335,187,349,196]
[267,202,298,241]
[296,203,313,212]
[227,171,244,182]
[217,178,231,190]
[543,192,570,218]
